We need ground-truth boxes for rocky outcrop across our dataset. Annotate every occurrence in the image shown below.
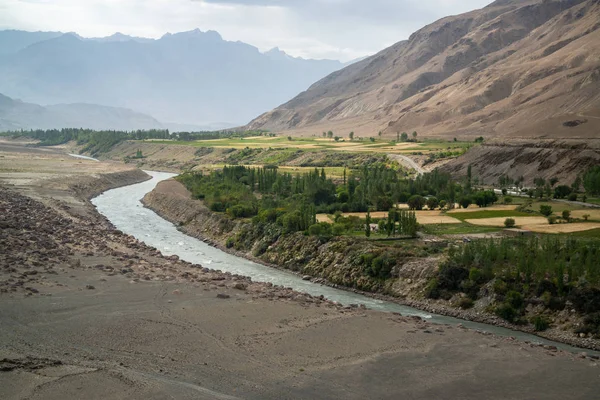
[442,140,600,185]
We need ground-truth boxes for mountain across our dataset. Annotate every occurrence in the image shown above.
[0,30,63,55]
[0,29,344,127]
[247,0,600,140]
[0,93,163,131]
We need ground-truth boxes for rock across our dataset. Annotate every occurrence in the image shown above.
[85,285,95,290]
[216,293,230,299]
[302,275,311,281]
[233,283,247,291]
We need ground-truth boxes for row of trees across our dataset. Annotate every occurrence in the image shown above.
[2,128,269,154]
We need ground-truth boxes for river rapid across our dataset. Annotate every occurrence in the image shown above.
[92,170,594,354]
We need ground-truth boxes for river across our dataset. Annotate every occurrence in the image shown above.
[92,170,593,353]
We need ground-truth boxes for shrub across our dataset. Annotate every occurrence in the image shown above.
[506,290,524,309]
[583,214,590,221]
[504,196,513,204]
[562,210,571,222]
[226,237,235,249]
[458,297,474,309]
[548,215,557,224]
[568,193,578,201]
[425,278,440,299]
[531,315,550,332]
[575,312,600,335]
[469,267,483,283]
[332,223,346,236]
[504,218,516,228]
[495,303,518,322]
[493,279,508,295]
[437,263,469,291]
[253,241,270,257]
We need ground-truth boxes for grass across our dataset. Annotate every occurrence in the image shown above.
[584,197,600,205]
[565,228,600,239]
[422,223,501,235]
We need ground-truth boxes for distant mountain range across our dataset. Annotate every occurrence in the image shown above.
[0,93,163,131]
[0,29,346,128]
[247,0,600,140]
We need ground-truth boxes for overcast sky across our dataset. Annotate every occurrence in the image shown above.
[1,0,493,61]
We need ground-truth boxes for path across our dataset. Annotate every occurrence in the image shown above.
[389,154,425,175]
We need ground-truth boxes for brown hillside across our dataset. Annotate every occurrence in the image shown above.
[247,0,600,140]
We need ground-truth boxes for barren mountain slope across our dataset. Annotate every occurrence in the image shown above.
[247,0,600,140]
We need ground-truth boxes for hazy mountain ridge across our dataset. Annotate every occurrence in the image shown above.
[246,0,600,140]
[0,93,163,131]
[0,29,345,127]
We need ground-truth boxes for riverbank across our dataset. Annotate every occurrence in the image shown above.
[142,178,600,351]
[1,145,599,398]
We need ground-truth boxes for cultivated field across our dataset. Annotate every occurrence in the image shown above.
[148,136,473,155]
[317,210,461,225]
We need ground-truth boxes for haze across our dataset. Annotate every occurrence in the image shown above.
[2,0,493,61]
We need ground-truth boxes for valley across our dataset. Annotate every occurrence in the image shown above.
[2,0,600,397]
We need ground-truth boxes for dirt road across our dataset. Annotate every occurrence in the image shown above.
[389,154,425,175]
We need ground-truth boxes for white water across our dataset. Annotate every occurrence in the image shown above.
[91,171,594,354]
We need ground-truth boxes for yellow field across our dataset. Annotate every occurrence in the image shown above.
[316,211,461,225]
[465,217,549,227]
[523,223,600,234]
[568,210,600,221]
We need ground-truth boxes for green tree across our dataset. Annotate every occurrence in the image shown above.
[400,132,409,142]
[327,131,334,139]
[504,218,516,228]
[562,210,571,222]
[412,131,418,140]
[583,166,600,195]
[365,211,372,238]
[459,197,472,209]
[407,195,426,210]
[349,131,354,141]
[426,197,439,210]
[540,204,553,216]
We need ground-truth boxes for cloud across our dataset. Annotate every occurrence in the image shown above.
[0,0,493,61]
